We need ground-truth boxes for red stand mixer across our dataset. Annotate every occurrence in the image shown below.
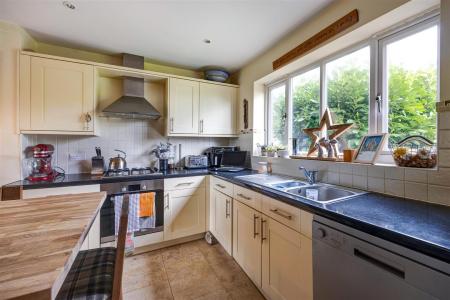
[26,144,58,182]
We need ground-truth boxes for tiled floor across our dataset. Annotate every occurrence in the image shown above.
[123,239,265,300]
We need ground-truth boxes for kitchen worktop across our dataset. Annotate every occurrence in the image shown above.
[212,170,450,264]
[4,168,212,190]
[0,192,107,299]
[3,168,450,263]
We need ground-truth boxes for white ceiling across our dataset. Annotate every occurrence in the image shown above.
[0,0,332,72]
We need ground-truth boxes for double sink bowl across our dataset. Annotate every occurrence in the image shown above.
[235,174,366,204]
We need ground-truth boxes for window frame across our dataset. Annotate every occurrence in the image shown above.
[265,12,440,153]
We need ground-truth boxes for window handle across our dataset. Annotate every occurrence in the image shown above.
[376,94,382,113]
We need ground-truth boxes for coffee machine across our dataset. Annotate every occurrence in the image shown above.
[204,146,240,168]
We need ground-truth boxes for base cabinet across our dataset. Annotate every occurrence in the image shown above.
[233,200,262,287]
[261,217,313,300]
[164,188,206,241]
[211,189,232,255]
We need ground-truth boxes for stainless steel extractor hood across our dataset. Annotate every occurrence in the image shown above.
[102,54,161,120]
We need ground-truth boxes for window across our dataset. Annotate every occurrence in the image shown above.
[291,67,320,153]
[268,83,287,147]
[326,46,370,149]
[381,23,438,145]
[266,14,439,156]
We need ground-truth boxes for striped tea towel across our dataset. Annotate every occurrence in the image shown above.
[114,194,140,235]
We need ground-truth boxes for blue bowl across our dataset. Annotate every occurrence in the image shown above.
[205,69,229,82]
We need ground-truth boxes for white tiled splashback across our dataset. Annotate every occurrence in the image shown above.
[22,118,234,175]
[252,156,450,207]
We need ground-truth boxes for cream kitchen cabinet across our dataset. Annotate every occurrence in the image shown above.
[168,78,199,135]
[19,55,95,134]
[261,216,313,300]
[163,177,206,241]
[210,187,233,255]
[168,78,238,137]
[199,83,237,135]
[233,200,262,287]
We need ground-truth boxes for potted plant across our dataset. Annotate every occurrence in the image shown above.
[266,145,278,157]
[276,145,289,158]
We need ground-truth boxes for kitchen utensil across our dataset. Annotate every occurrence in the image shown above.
[108,149,127,170]
[91,147,105,175]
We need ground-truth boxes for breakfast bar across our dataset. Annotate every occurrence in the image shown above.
[0,192,107,300]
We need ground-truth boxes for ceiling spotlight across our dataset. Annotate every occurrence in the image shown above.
[203,39,212,44]
[63,1,76,10]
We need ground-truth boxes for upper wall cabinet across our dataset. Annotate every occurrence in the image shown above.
[199,83,237,136]
[19,55,95,135]
[168,78,200,135]
[168,78,238,137]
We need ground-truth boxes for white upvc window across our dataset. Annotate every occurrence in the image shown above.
[266,13,439,154]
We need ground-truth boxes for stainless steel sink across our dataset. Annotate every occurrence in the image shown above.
[235,173,365,204]
[285,185,360,203]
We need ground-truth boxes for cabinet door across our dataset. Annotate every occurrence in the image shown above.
[213,190,232,255]
[169,78,199,134]
[199,83,236,135]
[164,189,206,241]
[262,217,313,300]
[29,57,94,132]
[233,200,262,287]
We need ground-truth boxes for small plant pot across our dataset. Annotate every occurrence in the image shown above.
[277,150,289,158]
[267,152,277,157]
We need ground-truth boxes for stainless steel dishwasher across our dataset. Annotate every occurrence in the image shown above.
[313,216,450,300]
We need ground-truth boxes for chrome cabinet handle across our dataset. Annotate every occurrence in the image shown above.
[84,113,92,130]
[165,194,170,210]
[270,208,292,220]
[175,182,194,187]
[215,184,226,189]
[237,193,251,200]
[261,219,267,242]
[200,119,204,133]
[170,118,174,132]
[225,199,230,218]
[253,214,259,238]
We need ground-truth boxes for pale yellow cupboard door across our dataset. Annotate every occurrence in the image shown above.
[213,190,232,255]
[261,217,313,300]
[29,57,94,131]
[164,189,206,241]
[169,78,199,134]
[232,200,262,287]
[199,83,237,135]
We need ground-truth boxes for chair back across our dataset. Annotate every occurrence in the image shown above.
[112,194,129,300]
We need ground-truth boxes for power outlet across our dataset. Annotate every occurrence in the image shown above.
[69,153,85,161]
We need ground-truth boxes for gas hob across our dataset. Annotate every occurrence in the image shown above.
[103,167,162,178]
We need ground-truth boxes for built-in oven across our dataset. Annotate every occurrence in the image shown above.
[100,179,164,246]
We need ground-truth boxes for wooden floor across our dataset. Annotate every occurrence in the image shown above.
[123,239,265,300]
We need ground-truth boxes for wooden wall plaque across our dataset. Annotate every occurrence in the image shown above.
[273,9,359,70]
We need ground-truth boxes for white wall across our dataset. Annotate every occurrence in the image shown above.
[0,21,36,186]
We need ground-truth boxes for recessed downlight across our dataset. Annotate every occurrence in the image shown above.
[63,1,76,10]
[203,39,212,44]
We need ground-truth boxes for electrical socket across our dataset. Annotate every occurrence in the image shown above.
[69,152,85,161]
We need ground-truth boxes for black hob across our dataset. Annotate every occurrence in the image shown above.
[103,167,162,177]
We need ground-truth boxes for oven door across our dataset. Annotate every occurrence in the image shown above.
[100,189,164,245]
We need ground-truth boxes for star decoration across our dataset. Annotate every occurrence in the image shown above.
[303,108,353,157]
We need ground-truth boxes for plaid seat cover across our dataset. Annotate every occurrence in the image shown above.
[56,248,116,300]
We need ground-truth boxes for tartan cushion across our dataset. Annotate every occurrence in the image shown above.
[56,248,116,300]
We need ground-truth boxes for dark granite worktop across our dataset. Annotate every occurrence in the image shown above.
[212,170,450,264]
[4,168,450,263]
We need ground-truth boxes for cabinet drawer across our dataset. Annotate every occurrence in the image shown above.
[262,195,302,233]
[233,185,262,211]
[164,176,205,191]
[211,176,233,197]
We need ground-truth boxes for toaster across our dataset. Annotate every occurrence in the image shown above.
[184,155,208,169]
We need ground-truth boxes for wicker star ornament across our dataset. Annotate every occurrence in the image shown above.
[303,108,353,157]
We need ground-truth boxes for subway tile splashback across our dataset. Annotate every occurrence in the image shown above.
[22,118,233,175]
